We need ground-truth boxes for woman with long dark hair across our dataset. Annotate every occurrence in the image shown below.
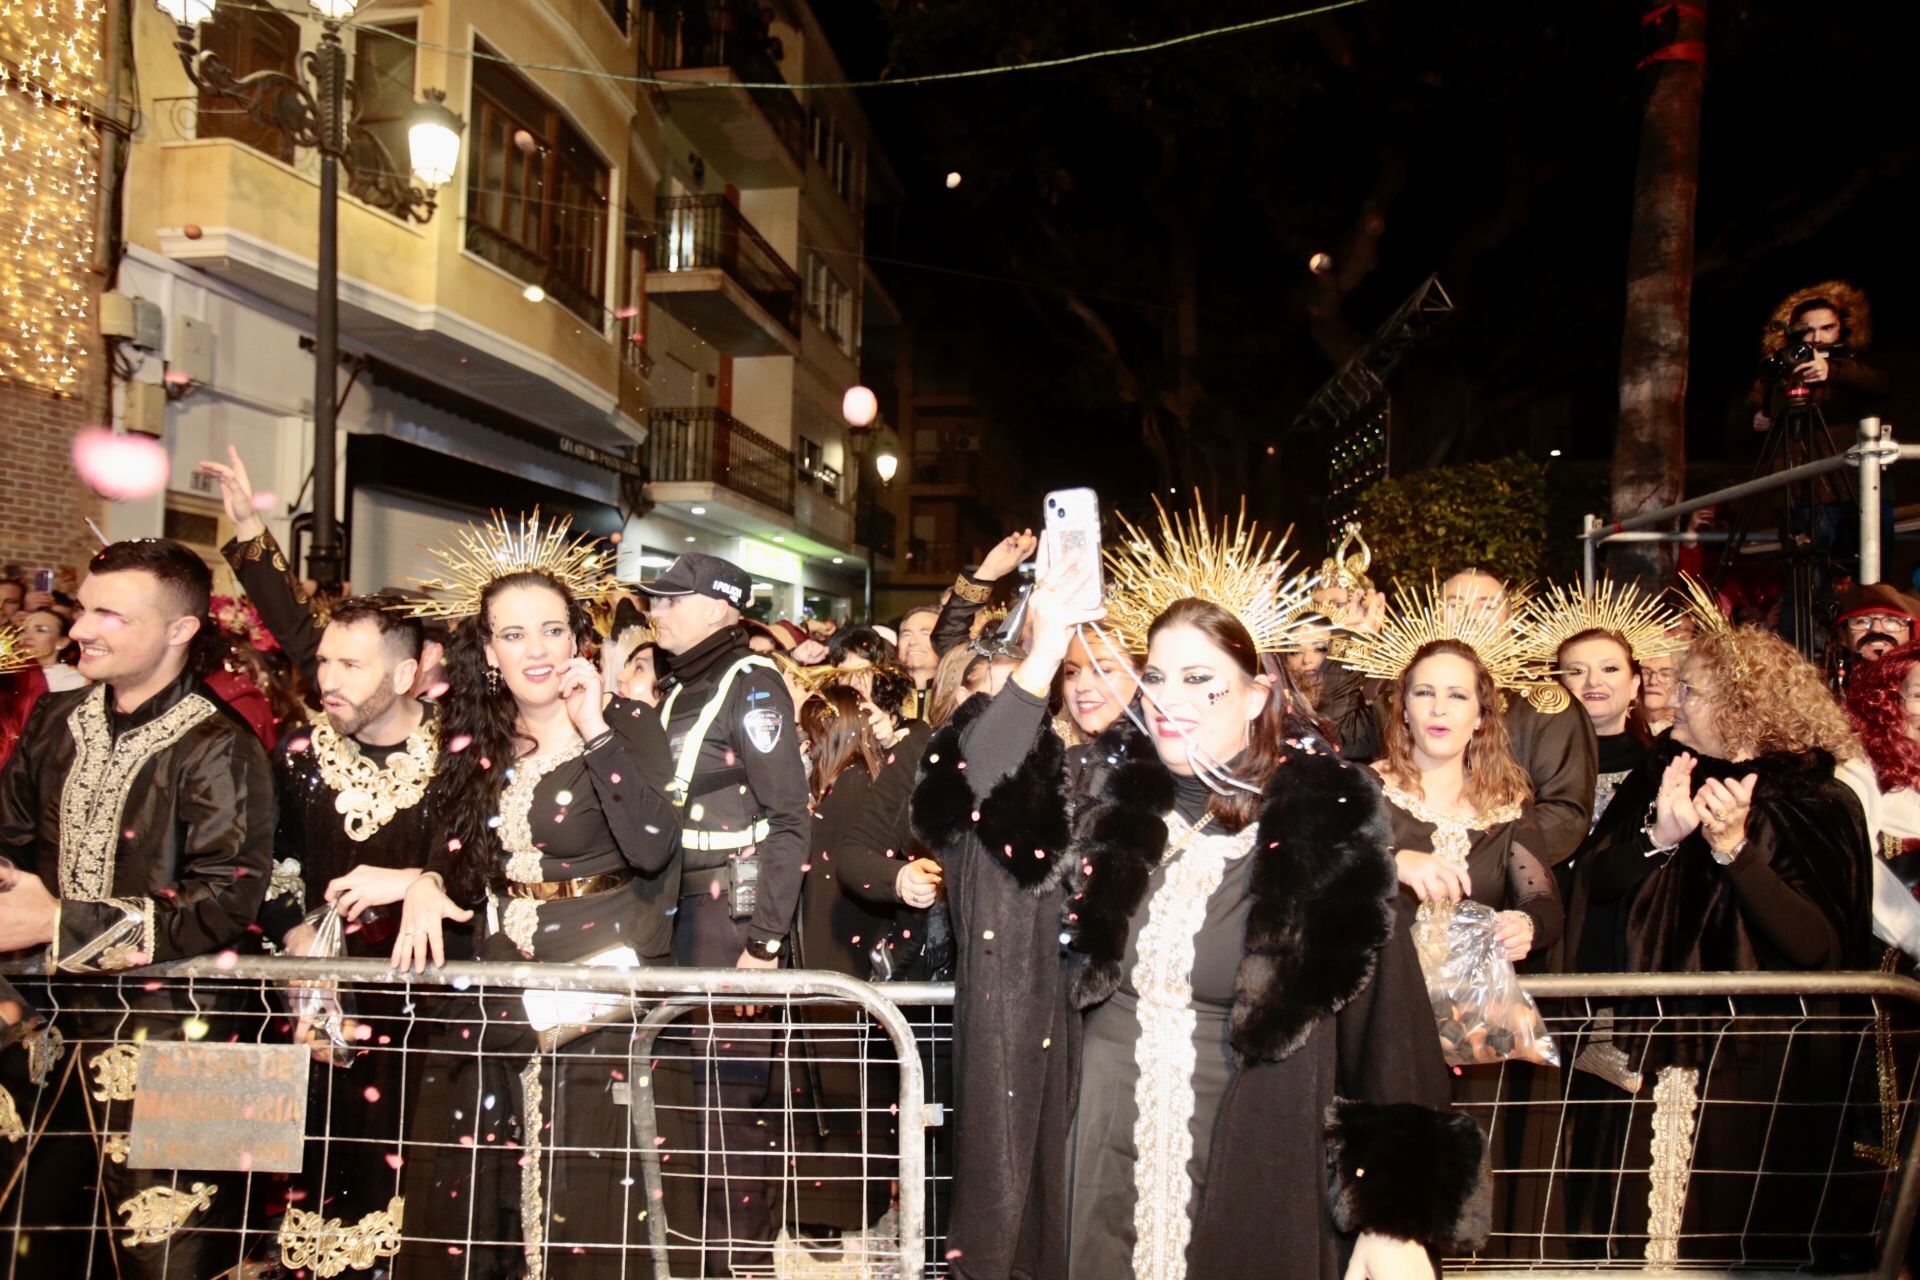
[910,502,1483,1280]
[384,520,680,1278]
[794,684,885,976]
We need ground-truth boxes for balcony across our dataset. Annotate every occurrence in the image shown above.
[140,133,638,449]
[644,1,806,188]
[646,406,794,514]
[646,195,801,356]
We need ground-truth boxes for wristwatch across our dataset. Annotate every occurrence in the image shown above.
[744,936,783,962]
[1709,838,1748,866]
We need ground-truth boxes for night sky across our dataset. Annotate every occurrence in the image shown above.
[822,0,1919,552]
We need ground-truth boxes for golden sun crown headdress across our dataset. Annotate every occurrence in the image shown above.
[1336,576,1568,711]
[1672,572,1732,636]
[395,509,614,620]
[1100,494,1320,655]
[0,626,33,676]
[1518,578,1691,666]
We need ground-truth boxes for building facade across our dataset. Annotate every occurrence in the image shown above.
[4,0,900,621]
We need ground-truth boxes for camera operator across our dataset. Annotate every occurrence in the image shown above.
[1751,280,1890,434]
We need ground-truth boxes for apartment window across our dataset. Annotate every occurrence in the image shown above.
[803,252,853,355]
[196,5,300,163]
[466,46,610,326]
[352,24,418,189]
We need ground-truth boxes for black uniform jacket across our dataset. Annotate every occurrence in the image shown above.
[657,625,811,945]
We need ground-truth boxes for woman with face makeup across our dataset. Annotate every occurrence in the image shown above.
[382,518,682,1278]
[910,503,1484,1280]
[1564,621,1873,1266]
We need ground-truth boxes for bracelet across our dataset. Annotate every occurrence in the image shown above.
[950,575,992,604]
[1640,802,1680,856]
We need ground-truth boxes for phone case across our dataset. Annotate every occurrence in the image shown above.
[1043,488,1104,612]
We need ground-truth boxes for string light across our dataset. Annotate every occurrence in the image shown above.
[0,0,103,392]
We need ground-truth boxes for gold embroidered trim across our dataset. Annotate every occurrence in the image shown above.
[104,1133,130,1163]
[89,1044,140,1101]
[1854,948,1902,1169]
[494,743,584,954]
[520,1057,547,1280]
[24,1020,65,1086]
[278,1196,405,1276]
[1128,812,1256,1280]
[0,1085,22,1141]
[60,685,217,900]
[501,742,585,883]
[1644,1064,1700,1265]
[269,857,306,907]
[118,1181,216,1247]
[58,896,154,973]
[1378,783,1521,871]
[310,716,438,842]
[949,575,991,605]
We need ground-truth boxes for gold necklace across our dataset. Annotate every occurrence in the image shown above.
[1162,812,1215,862]
[310,714,439,841]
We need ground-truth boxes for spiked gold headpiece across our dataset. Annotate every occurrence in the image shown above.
[1318,521,1375,594]
[1100,495,1320,655]
[0,626,33,676]
[395,509,614,620]
[1336,577,1568,711]
[1672,573,1731,636]
[1518,579,1691,666]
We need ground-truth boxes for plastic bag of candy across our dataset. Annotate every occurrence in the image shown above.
[1411,899,1559,1067]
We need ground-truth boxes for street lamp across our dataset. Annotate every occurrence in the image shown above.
[160,0,464,590]
[845,422,896,622]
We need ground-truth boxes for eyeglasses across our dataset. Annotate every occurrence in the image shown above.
[1640,667,1677,686]
[1673,679,1711,706]
[1845,614,1912,634]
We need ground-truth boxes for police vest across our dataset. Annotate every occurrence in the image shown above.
[658,654,778,853]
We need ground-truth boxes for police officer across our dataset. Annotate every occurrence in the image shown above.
[640,552,810,1274]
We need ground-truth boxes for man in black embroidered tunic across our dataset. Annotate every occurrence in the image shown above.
[0,539,275,1278]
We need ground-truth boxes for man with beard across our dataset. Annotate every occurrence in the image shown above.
[1834,583,1917,664]
[0,538,274,1277]
[254,597,442,1268]
[201,448,448,696]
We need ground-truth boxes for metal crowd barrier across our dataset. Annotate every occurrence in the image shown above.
[0,960,1914,1279]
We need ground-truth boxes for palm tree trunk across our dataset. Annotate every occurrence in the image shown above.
[1612,2,1708,583]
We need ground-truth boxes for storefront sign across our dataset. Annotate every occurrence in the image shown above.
[127,1043,311,1173]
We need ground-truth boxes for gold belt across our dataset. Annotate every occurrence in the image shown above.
[502,869,635,902]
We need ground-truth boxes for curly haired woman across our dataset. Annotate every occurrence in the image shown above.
[1565,625,1874,1266]
[1842,640,1920,955]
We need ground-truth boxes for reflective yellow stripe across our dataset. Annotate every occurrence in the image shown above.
[681,818,774,851]
[660,655,779,807]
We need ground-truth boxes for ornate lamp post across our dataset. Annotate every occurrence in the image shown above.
[155,0,464,589]
[844,392,897,623]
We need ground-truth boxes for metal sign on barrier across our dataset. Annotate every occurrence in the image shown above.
[127,1042,311,1173]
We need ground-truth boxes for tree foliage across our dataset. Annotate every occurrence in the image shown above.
[1355,455,1549,589]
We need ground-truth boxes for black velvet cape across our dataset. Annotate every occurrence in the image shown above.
[910,688,1488,1280]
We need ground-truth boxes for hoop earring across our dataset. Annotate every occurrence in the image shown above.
[486,666,501,692]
